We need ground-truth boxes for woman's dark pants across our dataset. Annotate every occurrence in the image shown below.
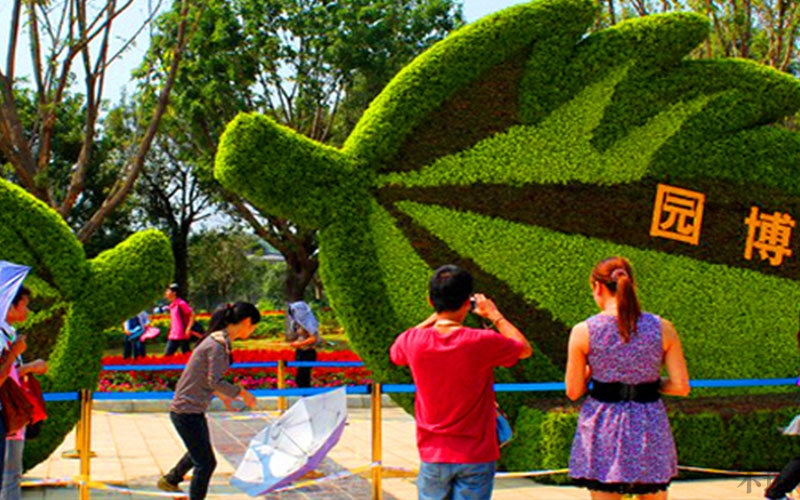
[164,412,217,500]
[766,457,800,499]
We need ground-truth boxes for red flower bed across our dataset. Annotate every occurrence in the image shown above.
[98,349,372,392]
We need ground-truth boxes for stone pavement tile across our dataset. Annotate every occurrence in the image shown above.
[381,478,417,499]
[495,479,588,500]
[669,477,780,500]
[23,405,797,500]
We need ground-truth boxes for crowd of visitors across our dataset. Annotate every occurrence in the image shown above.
[9,256,800,500]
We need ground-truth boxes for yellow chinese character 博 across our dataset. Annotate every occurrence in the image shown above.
[650,184,706,245]
[744,207,795,266]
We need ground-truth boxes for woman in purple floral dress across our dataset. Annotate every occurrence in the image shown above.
[565,257,690,499]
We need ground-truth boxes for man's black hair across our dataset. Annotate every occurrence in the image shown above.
[429,265,473,312]
[12,286,31,307]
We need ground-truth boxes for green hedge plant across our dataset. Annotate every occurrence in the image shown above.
[0,179,173,468]
[215,0,800,470]
[502,400,800,481]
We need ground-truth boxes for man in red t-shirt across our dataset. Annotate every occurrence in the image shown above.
[390,265,533,500]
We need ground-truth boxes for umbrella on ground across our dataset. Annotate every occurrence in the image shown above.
[231,387,348,496]
[0,261,30,343]
[782,414,800,435]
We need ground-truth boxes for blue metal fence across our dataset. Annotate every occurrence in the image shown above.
[40,359,798,401]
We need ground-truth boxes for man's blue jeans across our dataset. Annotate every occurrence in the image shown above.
[417,461,496,500]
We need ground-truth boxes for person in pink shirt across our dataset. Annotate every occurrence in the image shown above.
[1,285,47,500]
[164,283,195,356]
[390,264,533,500]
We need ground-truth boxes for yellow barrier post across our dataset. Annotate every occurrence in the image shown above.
[62,390,96,459]
[371,383,383,500]
[277,360,287,413]
[60,417,82,459]
[78,389,93,500]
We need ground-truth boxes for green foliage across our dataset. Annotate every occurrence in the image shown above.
[344,0,597,168]
[670,412,731,469]
[85,230,176,328]
[0,179,174,469]
[502,403,800,478]
[1,90,138,258]
[149,0,464,150]
[248,315,287,339]
[380,67,712,188]
[214,0,800,457]
[0,181,88,300]
[500,405,550,471]
[142,0,464,303]
[258,263,300,309]
[519,12,712,126]
[216,115,363,229]
[187,229,270,310]
[393,201,800,380]
[316,206,407,384]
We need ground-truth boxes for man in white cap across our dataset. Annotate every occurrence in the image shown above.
[286,301,320,388]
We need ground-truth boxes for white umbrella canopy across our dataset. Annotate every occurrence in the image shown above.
[231,387,348,496]
[0,261,30,342]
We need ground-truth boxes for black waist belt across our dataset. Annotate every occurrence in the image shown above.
[589,379,661,403]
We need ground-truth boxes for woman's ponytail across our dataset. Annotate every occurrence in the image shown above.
[591,257,641,342]
[614,271,640,342]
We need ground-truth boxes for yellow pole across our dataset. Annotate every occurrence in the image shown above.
[78,389,93,500]
[277,360,287,413]
[371,383,383,500]
[60,413,83,459]
[63,390,96,459]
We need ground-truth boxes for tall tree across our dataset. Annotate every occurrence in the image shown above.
[1,88,139,256]
[142,0,463,302]
[135,120,217,294]
[596,0,800,73]
[187,229,268,311]
[0,0,191,243]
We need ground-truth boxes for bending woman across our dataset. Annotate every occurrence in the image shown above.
[565,257,690,499]
[157,302,260,499]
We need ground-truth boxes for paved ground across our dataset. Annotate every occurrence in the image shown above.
[18,398,796,499]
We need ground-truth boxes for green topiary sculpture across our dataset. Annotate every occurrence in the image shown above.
[0,178,173,468]
[215,0,800,443]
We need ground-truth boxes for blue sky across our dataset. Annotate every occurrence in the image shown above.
[464,0,531,21]
[0,1,532,102]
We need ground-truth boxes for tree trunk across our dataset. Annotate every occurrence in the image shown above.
[171,223,191,297]
[224,193,320,303]
[284,255,318,303]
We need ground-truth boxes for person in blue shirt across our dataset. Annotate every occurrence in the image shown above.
[286,301,320,388]
[122,311,150,359]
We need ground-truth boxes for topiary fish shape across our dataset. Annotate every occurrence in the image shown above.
[0,178,173,468]
[215,0,800,408]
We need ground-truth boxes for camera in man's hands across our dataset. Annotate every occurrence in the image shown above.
[469,296,477,312]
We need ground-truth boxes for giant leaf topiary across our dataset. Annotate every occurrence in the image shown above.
[0,178,173,468]
[215,0,800,457]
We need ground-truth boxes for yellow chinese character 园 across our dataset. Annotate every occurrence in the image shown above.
[650,184,706,245]
[744,207,795,266]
